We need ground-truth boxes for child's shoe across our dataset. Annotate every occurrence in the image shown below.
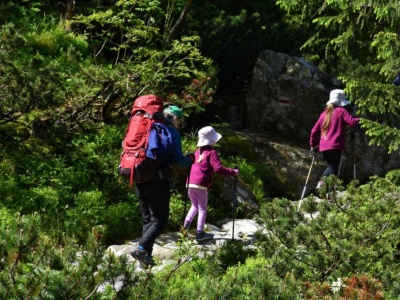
[316,180,325,189]
[196,230,214,242]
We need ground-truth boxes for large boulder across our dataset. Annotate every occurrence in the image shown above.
[246,49,341,142]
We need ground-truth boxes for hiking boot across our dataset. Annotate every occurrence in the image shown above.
[196,231,214,242]
[130,246,155,269]
[316,180,325,189]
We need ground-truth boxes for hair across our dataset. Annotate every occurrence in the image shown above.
[163,111,181,129]
[322,104,335,139]
[164,110,174,119]
[197,148,204,163]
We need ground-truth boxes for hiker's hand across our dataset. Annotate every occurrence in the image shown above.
[310,147,318,156]
[234,169,239,176]
[185,152,195,162]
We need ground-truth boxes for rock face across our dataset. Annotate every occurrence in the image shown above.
[238,130,326,200]
[246,50,342,142]
[244,49,400,194]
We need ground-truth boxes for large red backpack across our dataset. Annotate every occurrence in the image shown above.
[119,95,173,187]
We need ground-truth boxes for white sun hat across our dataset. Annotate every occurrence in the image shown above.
[326,89,350,107]
[197,126,222,147]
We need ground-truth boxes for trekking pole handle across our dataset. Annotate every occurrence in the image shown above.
[233,165,238,205]
[232,165,238,241]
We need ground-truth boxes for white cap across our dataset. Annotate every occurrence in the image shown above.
[197,126,222,147]
[327,89,350,107]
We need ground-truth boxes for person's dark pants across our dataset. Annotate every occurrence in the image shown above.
[321,150,342,178]
[135,178,171,256]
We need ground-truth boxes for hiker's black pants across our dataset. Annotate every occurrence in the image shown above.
[135,178,171,256]
[321,149,342,178]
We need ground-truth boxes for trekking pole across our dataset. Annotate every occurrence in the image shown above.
[337,151,344,178]
[182,168,191,223]
[352,130,356,180]
[180,165,192,243]
[232,166,238,241]
[297,155,316,211]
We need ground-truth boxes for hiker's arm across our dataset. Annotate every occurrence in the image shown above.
[209,151,237,176]
[310,118,322,148]
[169,126,192,166]
[342,110,360,127]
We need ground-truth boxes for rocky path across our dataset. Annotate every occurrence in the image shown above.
[106,219,266,271]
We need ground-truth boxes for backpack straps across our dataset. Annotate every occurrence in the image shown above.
[129,157,136,188]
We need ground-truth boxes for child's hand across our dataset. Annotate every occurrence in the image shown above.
[185,152,195,162]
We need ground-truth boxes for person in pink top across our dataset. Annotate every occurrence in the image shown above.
[310,89,360,190]
[182,126,239,242]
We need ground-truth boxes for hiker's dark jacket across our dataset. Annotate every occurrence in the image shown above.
[165,119,192,167]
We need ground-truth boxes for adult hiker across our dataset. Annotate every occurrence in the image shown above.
[182,126,239,242]
[131,104,193,268]
[310,89,360,194]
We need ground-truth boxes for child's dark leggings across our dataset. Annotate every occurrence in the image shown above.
[321,150,342,177]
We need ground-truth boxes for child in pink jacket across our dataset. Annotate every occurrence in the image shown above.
[310,89,359,192]
[183,126,239,242]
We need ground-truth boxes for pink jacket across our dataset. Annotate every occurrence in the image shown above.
[310,106,359,152]
[189,146,236,190]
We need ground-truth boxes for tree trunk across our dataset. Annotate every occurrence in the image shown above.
[165,0,192,47]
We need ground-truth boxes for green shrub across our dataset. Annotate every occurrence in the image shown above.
[259,176,400,298]
[104,201,141,244]
[0,212,141,299]
[215,240,257,270]
[66,190,107,242]
[168,192,186,230]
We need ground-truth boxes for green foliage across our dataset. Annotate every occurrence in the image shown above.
[216,126,257,160]
[215,240,257,270]
[0,212,142,299]
[385,169,400,186]
[168,192,187,230]
[66,190,107,241]
[1,0,217,134]
[259,176,400,298]
[157,248,302,299]
[0,19,90,125]
[71,0,218,123]
[226,156,269,202]
[0,123,138,243]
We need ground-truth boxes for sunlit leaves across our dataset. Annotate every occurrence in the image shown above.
[361,119,400,153]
